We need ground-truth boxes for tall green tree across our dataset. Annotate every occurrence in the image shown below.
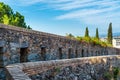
[85,27,89,37]
[0,2,31,29]
[95,28,99,39]
[107,22,113,44]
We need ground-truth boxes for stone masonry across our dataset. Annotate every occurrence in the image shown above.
[0,23,120,79]
[6,55,120,80]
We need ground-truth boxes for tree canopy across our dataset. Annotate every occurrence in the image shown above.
[107,22,113,44]
[66,33,75,39]
[85,27,89,37]
[95,28,99,39]
[0,2,31,29]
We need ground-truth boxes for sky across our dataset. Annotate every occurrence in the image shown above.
[0,0,120,37]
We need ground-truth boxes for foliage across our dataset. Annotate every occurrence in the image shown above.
[66,33,75,39]
[0,2,31,29]
[95,28,99,39]
[75,36,112,47]
[76,36,83,41]
[82,37,92,43]
[107,22,113,45]
[55,67,61,73]
[104,72,112,80]
[113,67,119,80]
[74,25,113,47]
[85,27,89,37]
[104,67,120,80]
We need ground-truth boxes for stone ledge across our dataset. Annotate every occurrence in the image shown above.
[6,64,31,80]
[5,55,120,80]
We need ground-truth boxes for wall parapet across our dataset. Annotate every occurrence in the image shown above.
[6,64,31,80]
[6,55,120,80]
[0,23,76,41]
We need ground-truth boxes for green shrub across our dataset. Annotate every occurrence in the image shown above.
[76,36,112,47]
[104,67,120,80]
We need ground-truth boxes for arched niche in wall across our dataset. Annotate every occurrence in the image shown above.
[58,47,62,59]
[68,48,72,59]
[98,51,100,56]
[95,51,98,56]
[0,40,5,67]
[104,50,108,55]
[75,49,78,58]
[95,51,101,56]
[101,49,104,55]
[20,41,29,63]
[86,50,89,57]
[0,47,4,67]
[20,47,28,63]
[91,50,93,56]
[0,47,3,54]
[81,49,84,57]
[116,49,119,55]
[40,46,46,61]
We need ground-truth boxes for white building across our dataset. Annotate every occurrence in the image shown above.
[112,37,120,48]
[100,37,107,42]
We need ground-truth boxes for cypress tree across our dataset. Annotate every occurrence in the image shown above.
[85,27,89,37]
[107,22,113,44]
[95,28,99,39]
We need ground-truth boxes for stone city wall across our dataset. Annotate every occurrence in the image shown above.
[0,23,120,79]
[6,55,120,80]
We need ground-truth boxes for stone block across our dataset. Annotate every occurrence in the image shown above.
[0,40,5,47]
[20,41,29,48]
[27,53,40,62]
[0,62,4,67]
[10,42,20,48]
[0,68,6,80]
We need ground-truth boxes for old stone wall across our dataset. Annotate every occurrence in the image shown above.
[0,23,120,79]
[6,55,120,80]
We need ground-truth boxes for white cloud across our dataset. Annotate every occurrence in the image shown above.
[18,0,44,5]
[56,5,120,20]
[1,0,120,32]
[52,0,120,29]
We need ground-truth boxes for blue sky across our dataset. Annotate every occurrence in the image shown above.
[1,0,120,36]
